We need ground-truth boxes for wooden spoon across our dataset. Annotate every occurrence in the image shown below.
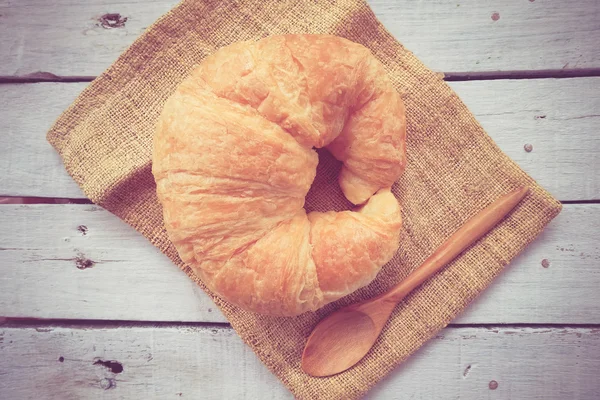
[302,186,529,377]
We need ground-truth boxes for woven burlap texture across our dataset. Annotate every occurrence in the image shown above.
[47,0,562,398]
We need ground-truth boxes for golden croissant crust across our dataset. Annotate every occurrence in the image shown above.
[152,35,406,316]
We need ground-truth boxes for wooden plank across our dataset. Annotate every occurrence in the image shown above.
[0,203,224,323]
[0,324,288,399]
[0,83,85,198]
[0,325,598,399]
[0,203,598,324]
[0,0,599,77]
[448,78,600,202]
[1,78,599,200]
[372,0,600,74]
[0,0,178,78]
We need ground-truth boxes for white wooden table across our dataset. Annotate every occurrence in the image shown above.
[1,1,599,398]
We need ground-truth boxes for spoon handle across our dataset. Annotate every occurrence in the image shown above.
[382,186,529,304]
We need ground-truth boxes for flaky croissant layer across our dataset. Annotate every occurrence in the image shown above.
[153,35,406,316]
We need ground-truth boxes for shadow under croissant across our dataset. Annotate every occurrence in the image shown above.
[304,148,355,214]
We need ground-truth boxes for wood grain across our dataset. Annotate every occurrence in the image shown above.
[0,83,85,198]
[1,203,598,324]
[1,78,599,200]
[0,0,177,78]
[0,0,598,77]
[0,325,598,399]
[449,78,600,201]
[371,0,600,74]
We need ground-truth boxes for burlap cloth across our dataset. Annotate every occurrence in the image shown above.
[47,0,562,398]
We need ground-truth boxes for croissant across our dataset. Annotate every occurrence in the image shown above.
[152,35,406,316]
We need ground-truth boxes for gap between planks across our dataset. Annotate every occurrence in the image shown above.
[2,68,600,84]
[0,196,93,205]
[2,318,600,330]
[3,197,600,206]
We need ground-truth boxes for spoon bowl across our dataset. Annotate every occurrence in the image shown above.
[302,309,378,377]
[302,298,398,376]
